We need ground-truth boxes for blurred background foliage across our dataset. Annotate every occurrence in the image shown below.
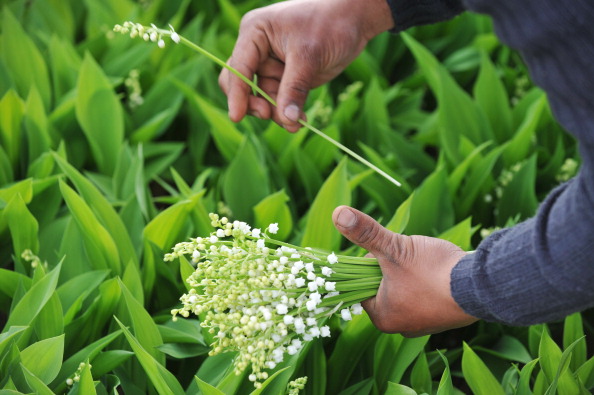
[0,0,592,393]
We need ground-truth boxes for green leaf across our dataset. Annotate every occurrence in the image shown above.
[118,279,164,364]
[539,330,582,395]
[20,335,64,384]
[59,180,121,274]
[461,342,505,395]
[502,94,546,166]
[20,364,54,395]
[337,378,374,395]
[0,90,24,168]
[516,359,539,395]
[563,313,586,371]
[253,190,293,241]
[75,53,124,174]
[3,262,61,332]
[1,9,51,110]
[0,326,28,360]
[23,87,51,163]
[576,356,594,390]
[180,87,243,162]
[4,193,39,259]
[385,383,418,395]
[374,334,429,393]
[73,362,97,395]
[52,330,123,391]
[249,367,291,395]
[473,52,512,142]
[475,335,532,364]
[327,313,380,393]
[52,153,137,266]
[410,352,432,395]
[438,217,476,251]
[301,157,351,251]
[223,134,270,222]
[407,168,454,236]
[436,350,455,395]
[57,270,109,325]
[114,317,185,395]
[385,192,413,234]
[194,376,225,395]
[90,350,133,378]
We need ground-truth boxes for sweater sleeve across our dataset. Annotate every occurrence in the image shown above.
[386,0,465,32]
[450,0,594,326]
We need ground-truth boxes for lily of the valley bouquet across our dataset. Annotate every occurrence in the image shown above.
[165,214,381,388]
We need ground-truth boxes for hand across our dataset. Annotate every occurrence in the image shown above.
[219,0,394,132]
[332,206,478,337]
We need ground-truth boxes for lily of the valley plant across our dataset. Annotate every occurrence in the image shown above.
[165,214,381,387]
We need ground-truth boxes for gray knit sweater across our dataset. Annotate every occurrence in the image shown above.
[387,0,594,325]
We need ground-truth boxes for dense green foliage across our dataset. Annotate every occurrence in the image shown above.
[0,0,592,393]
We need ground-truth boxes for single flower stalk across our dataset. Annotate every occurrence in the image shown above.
[166,214,381,388]
[113,21,401,188]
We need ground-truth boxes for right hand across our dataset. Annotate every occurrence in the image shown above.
[218,0,395,132]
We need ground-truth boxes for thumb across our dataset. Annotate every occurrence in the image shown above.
[276,53,313,132]
[332,206,411,266]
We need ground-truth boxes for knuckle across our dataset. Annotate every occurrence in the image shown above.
[384,234,415,266]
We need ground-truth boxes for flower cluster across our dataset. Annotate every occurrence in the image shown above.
[287,376,308,395]
[113,21,180,48]
[167,214,381,388]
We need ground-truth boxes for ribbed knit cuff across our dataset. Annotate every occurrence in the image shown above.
[385,0,465,32]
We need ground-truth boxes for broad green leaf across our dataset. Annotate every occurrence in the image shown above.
[90,350,134,378]
[303,339,327,395]
[410,352,432,395]
[327,313,380,393]
[253,190,293,241]
[249,367,291,395]
[301,158,351,251]
[516,359,539,395]
[20,334,64,384]
[3,262,61,332]
[461,342,505,395]
[114,317,185,395]
[502,94,546,166]
[407,168,454,236]
[475,335,532,364]
[223,134,270,222]
[337,378,374,395]
[436,350,455,395]
[179,86,242,162]
[1,10,51,110]
[75,53,124,174]
[576,356,594,390]
[0,90,24,167]
[59,180,121,274]
[34,292,64,340]
[57,270,109,325]
[0,270,31,299]
[0,179,33,206]
[24,87,51,163]
[73,362,96,395]
[473,52,512,142]
[20,364,54,395]
[539,331,582,395]
[5,193,39,260]
[563,313,586,371]
[438,217,476,251]
[385,383,418,395]
[53,153,137,266]
[119,280,164,364]
[194,376,225,395]
[49,36,81,99]
[52,330,122,391]
[385,192,413,234]
[374,334,429,393]
[0,326,27,359]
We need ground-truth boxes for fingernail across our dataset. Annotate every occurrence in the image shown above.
[336,208,356,228]
[284,104,300,122]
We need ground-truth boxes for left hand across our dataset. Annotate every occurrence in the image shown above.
[332,206,478,337]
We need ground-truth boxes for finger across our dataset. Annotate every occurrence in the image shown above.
[226,30,270,122]
[276,52,314,131]
[332,206,411,268]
